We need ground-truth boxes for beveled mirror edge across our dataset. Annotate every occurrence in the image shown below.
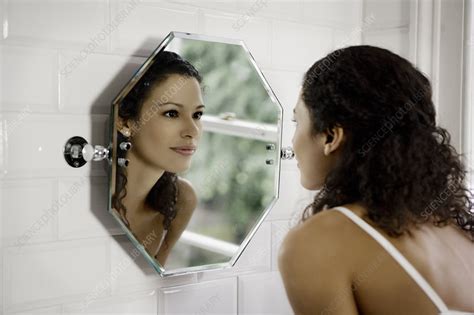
[108,99,117,211]
[225,39,285,268]
[111,32,175,107]
[111,31,246,108]
[109,208,166,274]
[106,30,286,278]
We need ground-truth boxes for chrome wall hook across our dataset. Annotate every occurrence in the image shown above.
[281,146,295,160]
[63,136,110,168]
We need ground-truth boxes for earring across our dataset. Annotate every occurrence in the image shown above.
[119,141,132,151]
[121,128,131,137]
[118,158,129,167]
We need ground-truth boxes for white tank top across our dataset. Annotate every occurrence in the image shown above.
[334,206,472,315]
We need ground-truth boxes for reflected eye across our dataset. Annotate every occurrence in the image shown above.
[291,118,297,125]
[164,110,179,118]
[194,111,204,120]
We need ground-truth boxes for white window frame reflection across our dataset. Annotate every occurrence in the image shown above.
[175,114,277,257]
[201,114,278,142]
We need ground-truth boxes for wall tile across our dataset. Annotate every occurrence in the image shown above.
[0,46,58,112]
[2,114,108,178]
[158,277,237,314]
[0,0,5,44]
[59,52,145,114]
[271,219,292,271]
[2,178,56,247]
[272,20,334,71]
[0,177,3,314]
[362,27,410,59]
[238,271,293,314]
[109,234,198,294]
[267,163,310,221]
[169,0,239,13]
[364,0,410,30]
[3,0,109,51]
[333,27,363,49]
[196,221,271,282]
[0,116,3,171]
[58,176,122,240]
[301,0,363,29]
[4,238,110,311]
[202,10,272,68]
[9,305,62,315]
[110,1,199,56]
[262,68,302,111]
[232,221,271,271]
[62,288,157,315]
[238,0,302,23]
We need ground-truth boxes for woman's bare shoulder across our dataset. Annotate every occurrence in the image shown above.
[278,209,359,314]
[175,177,198,216]
[280,209,353,261]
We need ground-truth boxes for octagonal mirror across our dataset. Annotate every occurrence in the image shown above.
[108,31,283,277]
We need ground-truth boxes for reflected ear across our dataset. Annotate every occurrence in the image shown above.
[117,117,132,138]
[323,126,344,156]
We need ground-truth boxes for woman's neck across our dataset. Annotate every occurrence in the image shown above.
[122,149,165,216]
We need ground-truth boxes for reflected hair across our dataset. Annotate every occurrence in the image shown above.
[112,51,202,251]
[300,45,473,240]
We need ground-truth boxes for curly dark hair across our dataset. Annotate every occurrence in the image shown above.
[300,45,473,240]
[112,50,202,252]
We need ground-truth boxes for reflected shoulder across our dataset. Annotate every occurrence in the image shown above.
[176,177,198,213]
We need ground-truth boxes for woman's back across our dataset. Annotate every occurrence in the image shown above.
[336,203,473,314]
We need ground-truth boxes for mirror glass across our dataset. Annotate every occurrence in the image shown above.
[108,32,282,277]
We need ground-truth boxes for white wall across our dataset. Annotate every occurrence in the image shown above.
[0,0,465,314]
[463,0,474,186]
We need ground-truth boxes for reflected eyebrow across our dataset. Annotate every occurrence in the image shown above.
[293,108,296,114]
[161,102,205,109]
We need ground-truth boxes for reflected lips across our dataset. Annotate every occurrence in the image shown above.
[171,145,196,156]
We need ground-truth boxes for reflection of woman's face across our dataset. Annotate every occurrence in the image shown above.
[128,74,204,173]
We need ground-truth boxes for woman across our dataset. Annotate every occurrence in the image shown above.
[278,46,473,314]
[113,51,205,266]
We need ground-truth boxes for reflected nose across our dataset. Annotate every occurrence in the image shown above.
[182,117,200,139]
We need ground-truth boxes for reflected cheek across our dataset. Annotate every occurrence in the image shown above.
[197,125,203,139]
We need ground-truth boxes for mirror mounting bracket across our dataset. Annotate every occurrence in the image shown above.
[63,136,111,168]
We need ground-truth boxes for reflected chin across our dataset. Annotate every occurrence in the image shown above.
[168,163,191,174]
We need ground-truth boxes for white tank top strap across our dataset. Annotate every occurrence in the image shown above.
[333,206,450,313]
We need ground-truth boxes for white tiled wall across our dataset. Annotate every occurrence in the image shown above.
[0,0,445,314]
[464,0,474,187]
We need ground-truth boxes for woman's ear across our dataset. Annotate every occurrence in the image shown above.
[117,118,132,138]
[323,126,344,156]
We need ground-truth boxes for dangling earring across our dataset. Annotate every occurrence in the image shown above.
[118,158,129,167]
[121,128,131,137]
[119,141,132,151]
[118,128,131,168]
